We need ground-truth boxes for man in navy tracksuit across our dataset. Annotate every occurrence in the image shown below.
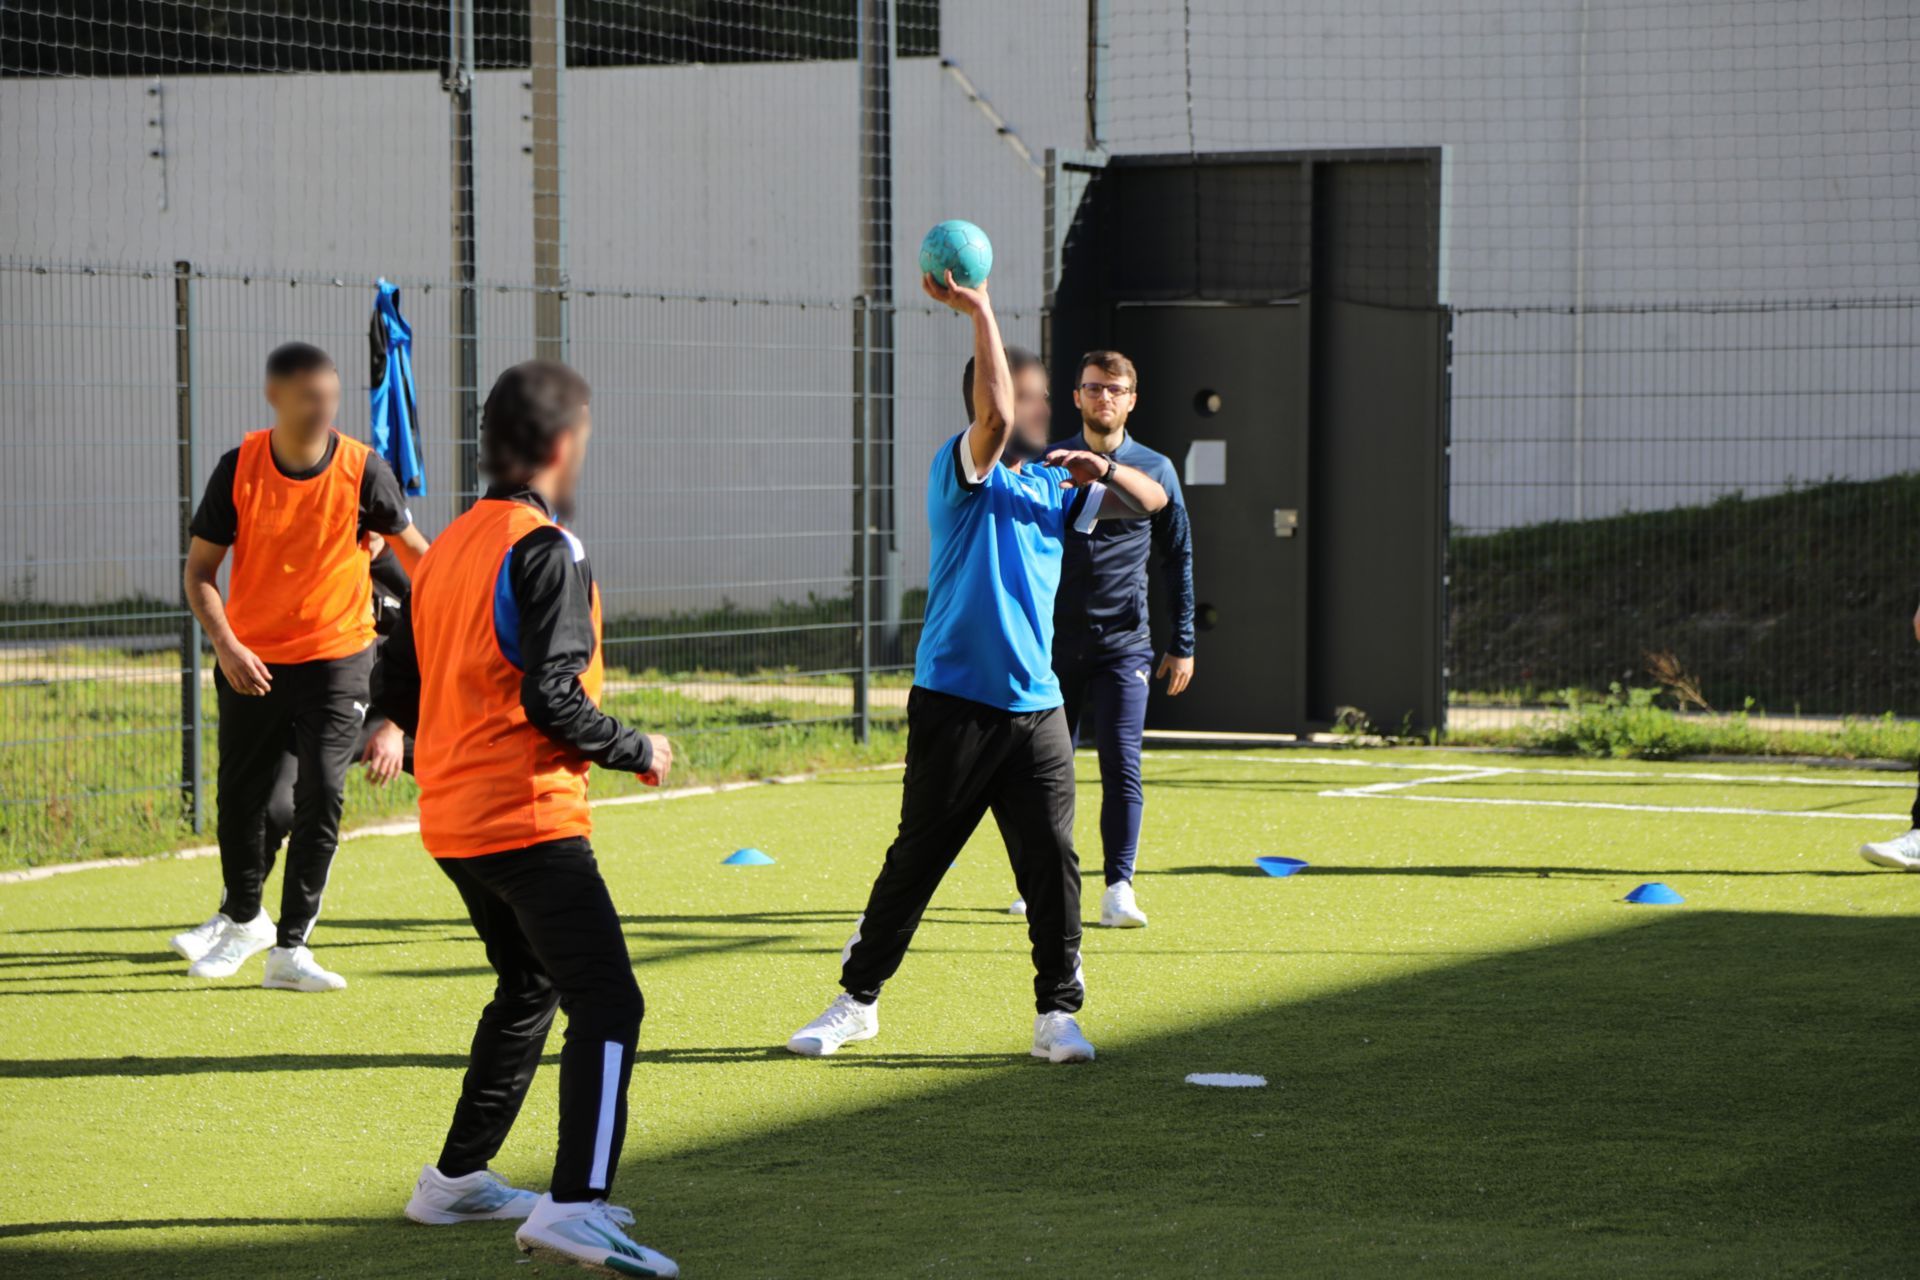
[1008,349,1195,928]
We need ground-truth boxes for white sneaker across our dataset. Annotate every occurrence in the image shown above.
[1860,828,1920,871]
[1032,1010,1096,1064]
[1008,897,1027,916]
[1099,880,1148,928]
[262,945,347,992]
[169,911,231,963]
[786,992,879,1057]
[515,1194,678,1277]
[185,911,276,978]
[405,1164,540,1225]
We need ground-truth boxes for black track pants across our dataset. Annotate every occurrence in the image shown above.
[840,685,1085,1015]
[214,646,373,948]
[435,838,644,1204]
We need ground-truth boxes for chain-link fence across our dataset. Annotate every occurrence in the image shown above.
[3,1,1916,863]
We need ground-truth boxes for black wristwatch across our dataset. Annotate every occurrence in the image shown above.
[1101,456,1118,482]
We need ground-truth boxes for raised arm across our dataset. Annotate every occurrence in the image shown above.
[922,271,1012,477]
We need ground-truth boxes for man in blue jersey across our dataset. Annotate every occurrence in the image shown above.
[1007,349,1195,929]
[786,271,1168,1064]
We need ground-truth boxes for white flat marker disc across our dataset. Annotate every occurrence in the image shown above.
[1185,1072,1267,1088]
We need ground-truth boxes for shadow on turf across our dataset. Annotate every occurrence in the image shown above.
[9,911,1916,1276]
[1147,863,1868,879]
[0,1046,800,1079]
[0,1217,378,1240]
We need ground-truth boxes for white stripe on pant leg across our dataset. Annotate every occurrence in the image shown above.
[839,914,865,967]
[299,859,334,945]
[589,1040,623,1192]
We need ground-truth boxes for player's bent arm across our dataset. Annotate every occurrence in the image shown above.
[1097,461,1169,520]
[1046,450,1168,520]
[511,527,657,776]
[184,537,272,695]
[388,523,430,575]
[369,604,422,736]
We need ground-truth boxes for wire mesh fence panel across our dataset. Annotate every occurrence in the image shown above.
[1,1,1916,863]
[0,266,190,862]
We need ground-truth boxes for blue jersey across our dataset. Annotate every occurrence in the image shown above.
[1052,431,1195,661]
[914,433,1104,712]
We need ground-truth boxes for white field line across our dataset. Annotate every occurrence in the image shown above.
[1325,790,1910,823]
[1141,751,1911,823]
[1325,767,1514,796]
[0,763,905,887]
[1149,753,1913,789]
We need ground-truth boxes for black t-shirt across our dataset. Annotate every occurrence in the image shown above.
[189,432,412,546]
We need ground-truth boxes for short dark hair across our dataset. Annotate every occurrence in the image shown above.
[1079,349,1138,391]
[960,345,1044,418]
[265,342,335,380]
[480,360,592,484]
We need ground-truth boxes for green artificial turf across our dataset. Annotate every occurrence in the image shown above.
[1,749,1916,1277]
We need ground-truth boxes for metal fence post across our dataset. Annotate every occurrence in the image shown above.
[446,0,481,506]
[531,0,568,363]
[858,0,902,667]
[854,296,873,744]
[174,260,204,833]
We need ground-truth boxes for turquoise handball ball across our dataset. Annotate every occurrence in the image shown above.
[918,219,994,288]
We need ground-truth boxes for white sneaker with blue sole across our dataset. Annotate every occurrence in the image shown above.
[404,1165,539,1225]
[515,1195,679,1277]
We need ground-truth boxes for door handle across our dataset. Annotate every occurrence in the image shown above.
[1274,509,1299,538]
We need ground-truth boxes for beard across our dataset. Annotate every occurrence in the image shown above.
[1002,429,1050,465]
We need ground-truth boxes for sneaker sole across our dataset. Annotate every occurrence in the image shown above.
[187,950,273,979]
[1859,846,1920,871]
[1031,1045,1096,1064]
[1098,914,1147,929]
[262,977,346,992]
[518,1239,676,1277]
[406,1202,532,1226]
[785,1026,877,1057]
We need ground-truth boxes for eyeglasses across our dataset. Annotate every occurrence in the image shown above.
[1078,382,1134,399]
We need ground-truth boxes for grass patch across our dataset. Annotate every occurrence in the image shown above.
[1444,684,1920,762]
[0,750,1914,1277]
[1449,472,1920,715]
[0,675,904,870]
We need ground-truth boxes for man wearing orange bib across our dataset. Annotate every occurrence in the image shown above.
[372,361,679,1276]
[181,342,428,991]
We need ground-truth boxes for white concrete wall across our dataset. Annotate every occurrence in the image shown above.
[1,0,1913,608]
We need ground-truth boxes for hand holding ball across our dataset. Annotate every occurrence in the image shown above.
[918,220,993,289]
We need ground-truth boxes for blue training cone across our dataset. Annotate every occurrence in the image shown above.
[1624,881,1683,905]
[724,847,775,866]
[1255,856,1309,877]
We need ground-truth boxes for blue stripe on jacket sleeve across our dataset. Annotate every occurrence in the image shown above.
[493,547,524,669]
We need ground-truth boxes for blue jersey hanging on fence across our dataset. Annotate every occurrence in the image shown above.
[369,278,426,496]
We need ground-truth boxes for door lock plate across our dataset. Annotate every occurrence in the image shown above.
[1274,508,1299,538]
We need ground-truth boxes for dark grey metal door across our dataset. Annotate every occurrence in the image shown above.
[1114,302,1311,732]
